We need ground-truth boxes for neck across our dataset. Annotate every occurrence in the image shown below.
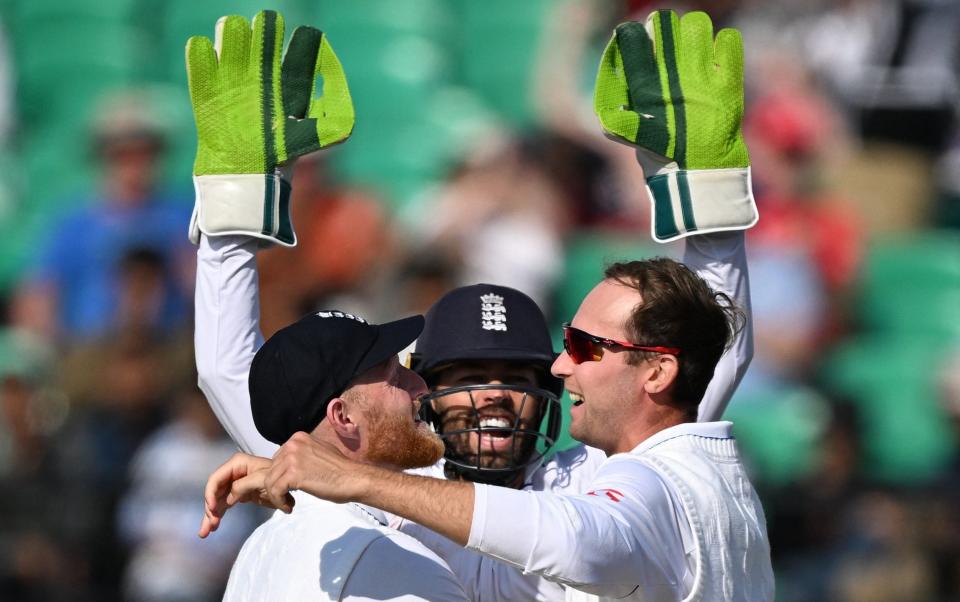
[610,402,690,455]
[313,423,365,461]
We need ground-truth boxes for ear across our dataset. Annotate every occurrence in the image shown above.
[642,354,680,395]
[325,397,361,443]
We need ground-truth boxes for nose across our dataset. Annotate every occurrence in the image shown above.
[402,367,429,399]
[551,351,573,378]
[474,380,515,408]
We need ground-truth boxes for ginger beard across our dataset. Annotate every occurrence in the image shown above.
[364,406,445,470]
[436,392,541,471]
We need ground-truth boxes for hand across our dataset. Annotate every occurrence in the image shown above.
[198,452,293,538]
[185,10,354,246]
[594,10,745,170]
[255,432,369,509]
[593,10,757,242]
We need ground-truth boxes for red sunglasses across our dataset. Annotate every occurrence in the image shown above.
[561,323,681,364]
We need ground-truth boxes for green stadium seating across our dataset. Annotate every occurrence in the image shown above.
[551,231,664,329]
[857,231,960,340]
[724,386,829,487]
[820,335,956,484]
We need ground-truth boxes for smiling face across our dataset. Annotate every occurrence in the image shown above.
[346,356,444,469]
[551,280,656,455]
[429,360,545,475]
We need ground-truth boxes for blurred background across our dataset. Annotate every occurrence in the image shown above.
[0,0,957,600]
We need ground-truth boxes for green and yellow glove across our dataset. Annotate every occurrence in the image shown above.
[595,10,757,242]
[186,10,354,246]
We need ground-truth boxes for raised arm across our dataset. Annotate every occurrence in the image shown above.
[683,232,752,421]
[195,234,275,457]
[185,12,354,456]
[599,7,756,420]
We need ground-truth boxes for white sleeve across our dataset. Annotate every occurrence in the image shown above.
[391,462,567,601]
[342,533,470,601]
[195,234,278,458]
[397,519,566,601]
[682,231,753,422]
[466,457,687,598]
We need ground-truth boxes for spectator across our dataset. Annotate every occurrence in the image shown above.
[256,153,393,337]
[118,386,264,602]
[11,89,192,344]
[408,131,568,311]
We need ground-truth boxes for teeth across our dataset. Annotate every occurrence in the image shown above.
[569,393,583,402]
[479,417,511,429]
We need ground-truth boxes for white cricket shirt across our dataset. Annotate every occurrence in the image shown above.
[467,422,775,601]
[224,492,468,601]
[194,230,754,601]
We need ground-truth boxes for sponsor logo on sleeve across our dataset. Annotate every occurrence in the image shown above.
[587,488,625,502]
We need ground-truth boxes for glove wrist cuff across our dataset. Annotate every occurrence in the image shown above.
[188,173,295,247]
[646,167,757,243]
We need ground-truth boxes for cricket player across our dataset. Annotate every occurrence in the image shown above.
[215,310,469,601]
[186,12,469,601]
[201,10,775,601]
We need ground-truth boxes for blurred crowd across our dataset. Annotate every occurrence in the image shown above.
[0,0,958,600]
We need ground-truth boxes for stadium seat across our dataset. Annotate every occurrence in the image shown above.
[551,231,663,329]
[820,335,956,484]
[857,231,960,340]
[724,386,829,487]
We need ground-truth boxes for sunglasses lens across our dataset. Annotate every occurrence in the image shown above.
[563,327,598,364]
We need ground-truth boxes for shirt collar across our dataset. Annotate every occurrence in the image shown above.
[289,492,389,526]
[629,420,733,455]
[351,503,389,526]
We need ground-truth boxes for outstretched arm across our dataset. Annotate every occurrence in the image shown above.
[216,433,675,598]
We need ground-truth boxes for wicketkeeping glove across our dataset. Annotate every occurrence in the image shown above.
[186,10,354,246]
[594,10,757,242]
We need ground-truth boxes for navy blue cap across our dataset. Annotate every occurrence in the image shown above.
[249,311,424,445]
[410,284,561,394]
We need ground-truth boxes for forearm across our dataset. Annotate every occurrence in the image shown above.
[682,231,753,421]
[344,465,475,546]
[289,450,646,596]
[195,234,276,457]
[467,485,638,594]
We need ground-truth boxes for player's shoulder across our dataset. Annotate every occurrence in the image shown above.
[351,529,468,600]
[551,443,607,468]
[588,449,679,503]
[528,443,607,493]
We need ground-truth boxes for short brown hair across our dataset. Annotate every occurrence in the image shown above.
[604,258,744,410]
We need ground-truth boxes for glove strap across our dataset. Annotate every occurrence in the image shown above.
[188,172,294,247]
[646,167,757,243]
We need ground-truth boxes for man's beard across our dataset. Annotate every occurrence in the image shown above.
[365,411,445,469]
